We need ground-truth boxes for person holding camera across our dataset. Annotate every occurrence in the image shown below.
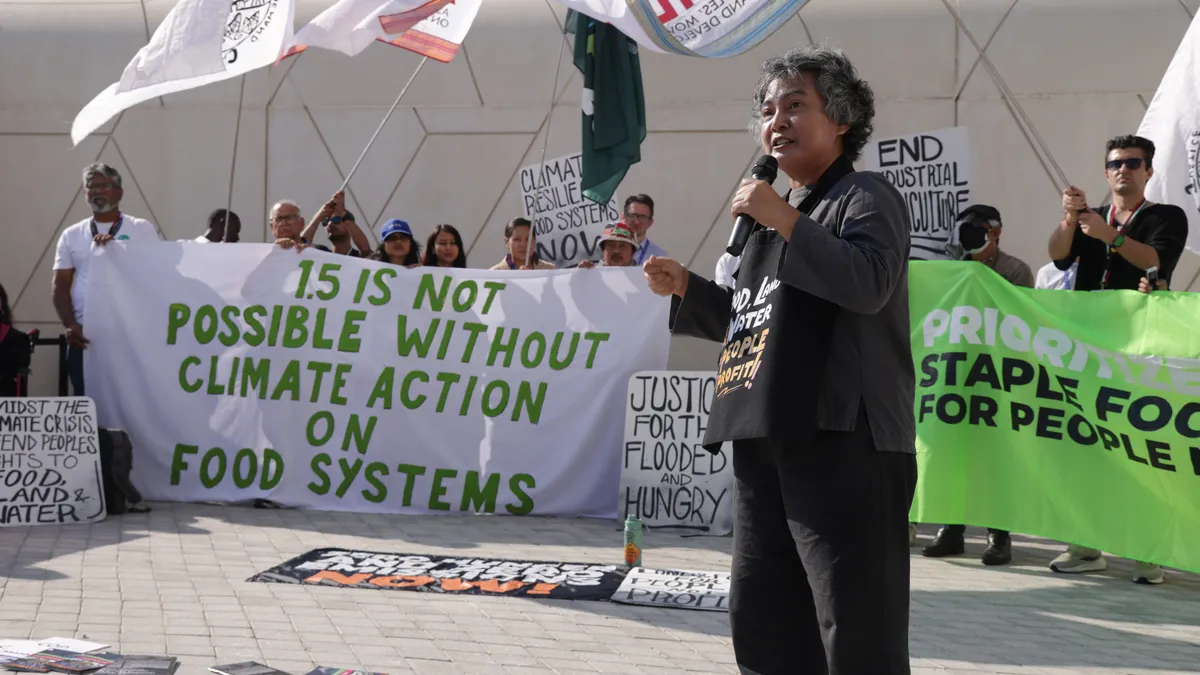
[922,204,1033,565]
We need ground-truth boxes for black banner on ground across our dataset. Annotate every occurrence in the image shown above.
[248,548,628,602]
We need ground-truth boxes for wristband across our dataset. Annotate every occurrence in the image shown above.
[1111,234,1126,249]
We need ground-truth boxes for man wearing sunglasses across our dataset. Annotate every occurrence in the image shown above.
[1046,134,1189,586]
[1049,135,1188,293]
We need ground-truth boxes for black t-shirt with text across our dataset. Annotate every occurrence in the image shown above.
[670,158,853,452]
[1055,203,1188,291]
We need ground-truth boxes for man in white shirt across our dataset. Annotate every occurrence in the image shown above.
[623,194,669,265]
[1035,259,1076,290]
[52,163,160,394]
[715,252,740,288]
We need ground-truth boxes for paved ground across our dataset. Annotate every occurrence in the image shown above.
[0,504,1197,675]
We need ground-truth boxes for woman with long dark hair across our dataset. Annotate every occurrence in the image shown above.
[0,283,33,397]
[422,224,467,268]
[373,219,422,268]
[490,217,555,270]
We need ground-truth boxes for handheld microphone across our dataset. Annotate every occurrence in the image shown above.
[726,155,779,257]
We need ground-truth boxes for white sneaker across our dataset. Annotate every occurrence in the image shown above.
[1050,545,1107,573]
[1133,562,1165,585]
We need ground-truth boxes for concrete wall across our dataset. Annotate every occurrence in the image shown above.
[2,0,1198,396]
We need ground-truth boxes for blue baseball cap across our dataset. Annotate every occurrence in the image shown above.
[381,218,412,240]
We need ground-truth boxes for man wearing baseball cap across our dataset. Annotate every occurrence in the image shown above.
[921,204,1033,566]
[578,223,638,269]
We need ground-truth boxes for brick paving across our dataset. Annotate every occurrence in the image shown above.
[0,505,1197,675]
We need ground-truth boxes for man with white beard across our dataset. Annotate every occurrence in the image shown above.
[52,162,160,395]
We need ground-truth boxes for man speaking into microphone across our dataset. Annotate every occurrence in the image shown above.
[645,46,915,674]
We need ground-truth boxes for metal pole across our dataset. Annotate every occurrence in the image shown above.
[527,27,569,267]
[340,56,429,192]
[939,0,1070,190]
[225,75,247,237]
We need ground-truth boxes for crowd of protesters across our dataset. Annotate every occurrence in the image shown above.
[0,129,1191,585]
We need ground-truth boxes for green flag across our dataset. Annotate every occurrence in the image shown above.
[909,261,1200,573]
[567,10,646,205]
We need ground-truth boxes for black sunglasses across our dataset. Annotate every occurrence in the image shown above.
[1106,158,1144,171]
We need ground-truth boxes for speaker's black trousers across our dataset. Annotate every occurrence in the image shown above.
[729,411,917,675]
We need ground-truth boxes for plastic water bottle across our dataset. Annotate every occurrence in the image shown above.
[623,514,643,567]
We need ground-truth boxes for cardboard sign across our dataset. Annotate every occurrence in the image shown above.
[610,567,730,611]
[519,153,621,267]
[621,372,733,534]
[867,126,972,260]
[0,398,106,527]
[249,548,628,602]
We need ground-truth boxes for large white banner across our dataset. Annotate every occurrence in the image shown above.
[520,153,621,268]
[620,371,732,534]
[0,398,105,527]
[84,243,669,518]
[867,126,972,261]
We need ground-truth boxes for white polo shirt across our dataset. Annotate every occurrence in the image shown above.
[53,214,159,323]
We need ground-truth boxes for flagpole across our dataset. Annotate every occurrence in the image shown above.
[340,56,428,192]
[1185,265,1200,292]
[938,0,1069,191]
[527,28,569,268]
[226,74,247,236]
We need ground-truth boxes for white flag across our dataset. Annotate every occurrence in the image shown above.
[382,0,482,63]
[71,0,296,145]
[284,0,478,63]
[555,0,808,58]
[1138,11,1200,255]
[284,0,439,59]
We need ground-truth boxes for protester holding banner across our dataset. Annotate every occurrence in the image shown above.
[1047,134,1189,586]
[373,219,422,268]
[269,200,307,250]
[645,46,915,674]
[578,224,638,269]
[490,217,555,270]
[923,205,1033,566]
[53,163,160,396]
[422,224,467,268]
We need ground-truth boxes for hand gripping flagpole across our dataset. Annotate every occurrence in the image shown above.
[339,56,429,193]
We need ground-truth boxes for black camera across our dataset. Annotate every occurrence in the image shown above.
[945,205,1002,260]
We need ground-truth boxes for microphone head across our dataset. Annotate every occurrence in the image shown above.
[751,154,779,183]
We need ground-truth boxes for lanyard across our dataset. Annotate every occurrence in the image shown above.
[635,239,651,264]
[89,214,123,238]
[1099,201,1150,290]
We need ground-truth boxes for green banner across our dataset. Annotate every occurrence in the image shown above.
[909,262,1200,573]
